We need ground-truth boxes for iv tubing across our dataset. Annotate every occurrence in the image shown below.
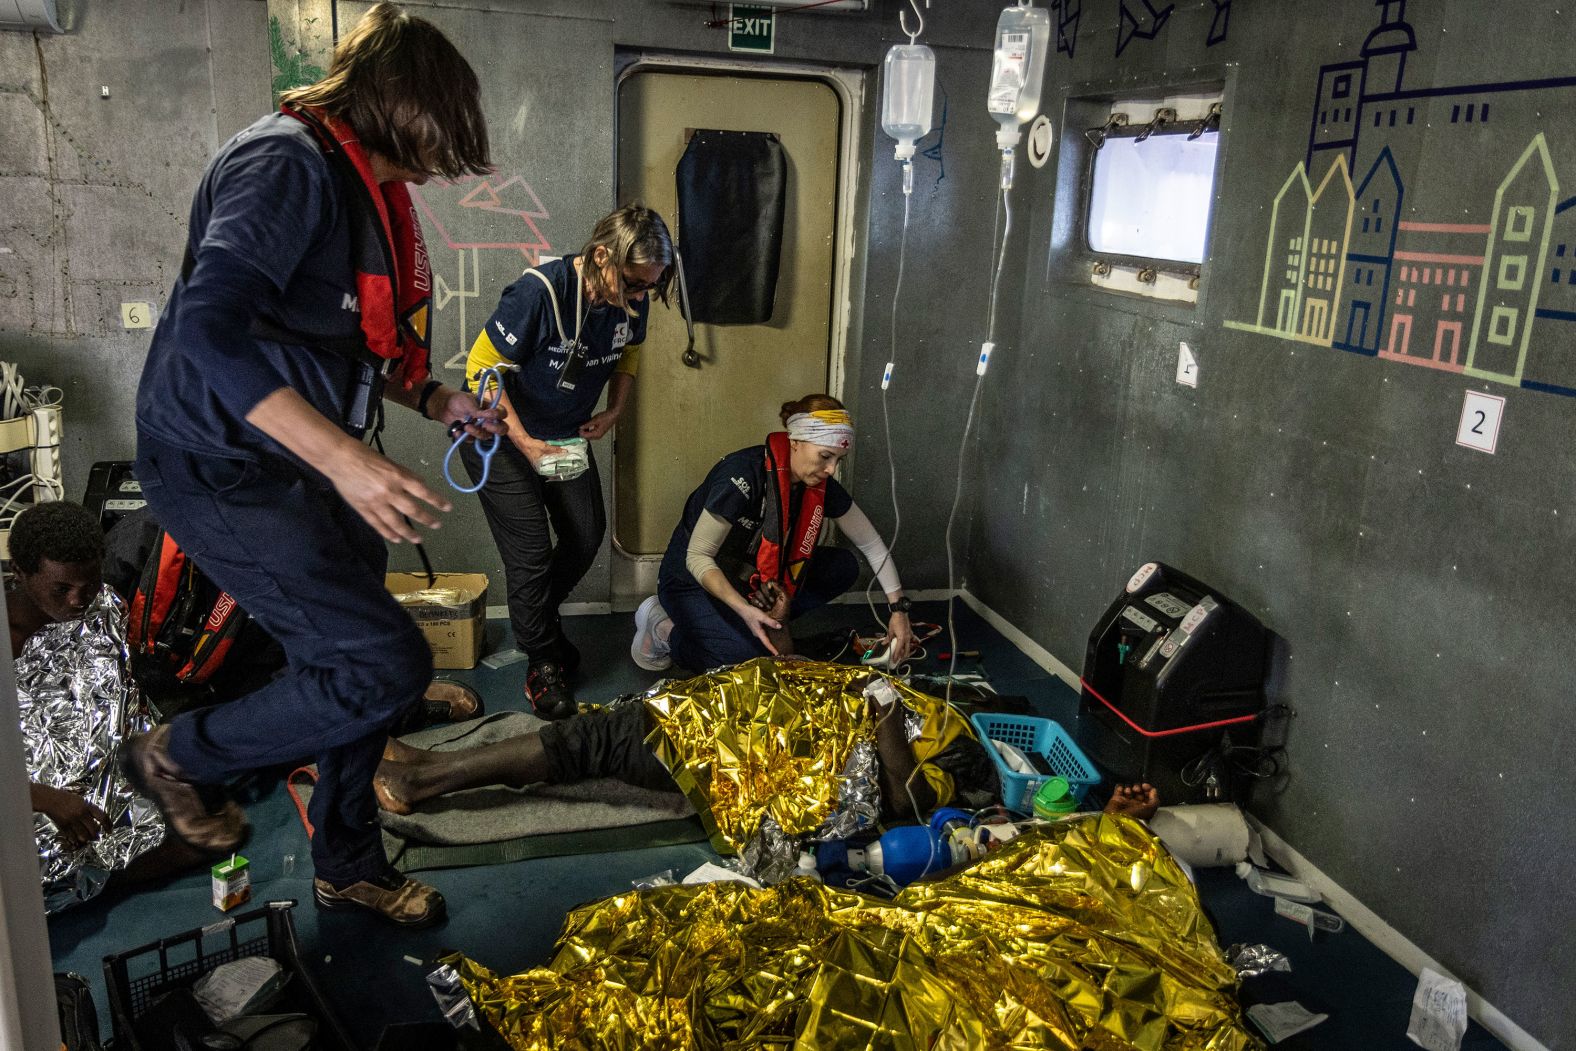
[866,162,915,630]
[943,186,1012,701]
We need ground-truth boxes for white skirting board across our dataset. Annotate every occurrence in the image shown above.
[1247,817,1547,1051]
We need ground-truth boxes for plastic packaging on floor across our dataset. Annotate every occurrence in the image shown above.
[1407,967,1469,1051]
[1273,896,1346,939]
[1247,1001,1329,1043]
[442,814,1261,1051]
[1236,861,1320,903]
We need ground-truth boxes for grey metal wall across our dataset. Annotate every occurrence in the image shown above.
[970,1,1574,1046]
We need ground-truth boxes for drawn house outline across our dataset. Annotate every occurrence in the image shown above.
[1466,134,1559,383]
[1336,147,1403,355]
[1254,165,1314,335]
[1302,155,1355,345]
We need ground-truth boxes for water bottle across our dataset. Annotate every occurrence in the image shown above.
[882,43,936,163]
[988,1,1051,150]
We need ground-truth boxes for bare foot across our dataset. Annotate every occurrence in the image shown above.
[381,736,434,765]
[1105,783,1160,822]
[372,760,419,815]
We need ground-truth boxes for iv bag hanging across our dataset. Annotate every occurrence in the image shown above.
[988,1,1051,149]
[882,44,936,161]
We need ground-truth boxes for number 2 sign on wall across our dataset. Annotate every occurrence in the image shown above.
[1455,389,1506,455]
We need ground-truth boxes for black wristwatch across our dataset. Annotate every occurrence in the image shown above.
[416,379,443,420]
[887,596,912,615]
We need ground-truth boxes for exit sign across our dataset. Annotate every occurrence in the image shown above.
[729,5,775,53]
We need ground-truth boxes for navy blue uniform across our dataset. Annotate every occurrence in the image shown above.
[470,256,647,439]
[658,446,858,670]
[134,113,431,885]
[462,257,647,660]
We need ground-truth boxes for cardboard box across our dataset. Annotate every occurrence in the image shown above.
[386,572,488,669]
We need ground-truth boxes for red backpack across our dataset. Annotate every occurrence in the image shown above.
[126,529,249,688]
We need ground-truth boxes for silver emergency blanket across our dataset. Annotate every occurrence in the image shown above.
[15,586,165,912]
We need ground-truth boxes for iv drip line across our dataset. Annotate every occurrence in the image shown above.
[865,173,913,632]
[943,186,1013,705]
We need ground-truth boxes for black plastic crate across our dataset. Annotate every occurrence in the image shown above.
[102,898,357,1050]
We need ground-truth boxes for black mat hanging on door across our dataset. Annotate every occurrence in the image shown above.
[676,129,787,325]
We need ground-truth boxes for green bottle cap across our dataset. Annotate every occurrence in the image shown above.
[1032,776,1077,818]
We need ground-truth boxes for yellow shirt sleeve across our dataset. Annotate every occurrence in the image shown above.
[465,329,509,390]
[615,342,641,378]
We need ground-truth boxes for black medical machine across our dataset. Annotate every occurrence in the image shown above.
[1078,562,1270,805]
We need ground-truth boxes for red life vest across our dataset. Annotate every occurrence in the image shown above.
[127,530,248,687]
[278,104,433,389]
[753,431,828,599]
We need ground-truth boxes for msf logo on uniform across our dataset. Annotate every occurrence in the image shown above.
[342,293,359,313]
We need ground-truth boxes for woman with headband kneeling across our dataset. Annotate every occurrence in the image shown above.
[631,394,915,672]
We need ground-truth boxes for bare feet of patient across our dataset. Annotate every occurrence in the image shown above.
[373,760,420,815]
[1104,783,1160,821]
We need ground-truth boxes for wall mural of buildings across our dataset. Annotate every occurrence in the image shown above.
[1224,0,1576,398]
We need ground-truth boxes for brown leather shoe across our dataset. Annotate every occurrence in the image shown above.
[313,869,446,928]
[120,725,249,855]
[422,679,482,723]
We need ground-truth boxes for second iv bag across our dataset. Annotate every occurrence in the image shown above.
[882,43,936,162]
[988,0,1050,149]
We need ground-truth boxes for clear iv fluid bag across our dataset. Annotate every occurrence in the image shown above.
[882,43,936,161]
[988,1,1050,148]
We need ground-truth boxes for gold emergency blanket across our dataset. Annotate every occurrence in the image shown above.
[445,814,1262,1051]
[643,658,947,854]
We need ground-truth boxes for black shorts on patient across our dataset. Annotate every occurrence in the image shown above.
[537,702,676,793]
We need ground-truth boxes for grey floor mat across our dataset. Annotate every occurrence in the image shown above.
[380,711,695,844]
[296,711,699,870]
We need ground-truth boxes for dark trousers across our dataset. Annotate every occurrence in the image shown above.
[660,547,859,671]
[134,436,432,884]
[462,439,604,659]
[539,701,674,792]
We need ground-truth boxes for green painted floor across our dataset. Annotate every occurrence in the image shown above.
[45,600,1510,1049]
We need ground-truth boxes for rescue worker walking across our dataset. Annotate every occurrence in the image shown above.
[122,3,500,928]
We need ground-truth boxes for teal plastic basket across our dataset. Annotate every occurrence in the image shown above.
[970,713,1101,813]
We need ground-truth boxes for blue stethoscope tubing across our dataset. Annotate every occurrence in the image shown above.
[443,366,505,494]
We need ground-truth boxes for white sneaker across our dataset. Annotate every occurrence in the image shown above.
[631,595,673,671]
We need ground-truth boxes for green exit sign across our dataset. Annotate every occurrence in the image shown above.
[729,5,775,53]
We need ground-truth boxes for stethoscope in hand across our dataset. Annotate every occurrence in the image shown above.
[443,365,511,493]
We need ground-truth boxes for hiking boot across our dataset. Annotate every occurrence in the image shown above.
[630,595,673,671]
[313,868,446,928]
[121,725,249,855]
[525,659,577,721]
[394,679,484,735]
